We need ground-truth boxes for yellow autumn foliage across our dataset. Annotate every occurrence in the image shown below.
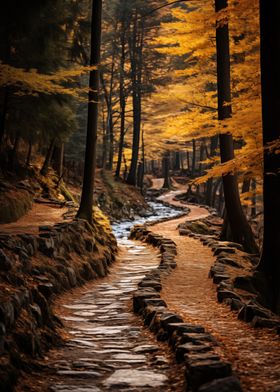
[143,0,265,183]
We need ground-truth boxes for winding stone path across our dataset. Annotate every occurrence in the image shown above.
[151,191,280,392]
[20,238,184,391]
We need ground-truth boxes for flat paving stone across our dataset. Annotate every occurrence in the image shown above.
[103,369,168,387]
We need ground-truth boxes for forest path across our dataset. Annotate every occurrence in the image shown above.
[0,202,69,234]
[20,238,184,392]
[151,190,280,392]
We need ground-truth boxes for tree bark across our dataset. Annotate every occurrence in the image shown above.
[215,0,258,253]
[126,15,143,185]
[115,21,126,179]
[52,142,64,177]
[257,0,280,312]
[77,0,102,224]
[40,138,56,176]
[191,139,196,177]
[251,179,256,218]
[205,136,219,206]
[26,139,32,167]
[162,152,171,189]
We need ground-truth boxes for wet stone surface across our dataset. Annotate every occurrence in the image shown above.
[25,236,184,392]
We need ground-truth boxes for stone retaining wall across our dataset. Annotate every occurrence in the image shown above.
[0,218,117,391]
[130,225,243,392]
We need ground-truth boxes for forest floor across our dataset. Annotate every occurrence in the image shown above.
[151,185,280,392]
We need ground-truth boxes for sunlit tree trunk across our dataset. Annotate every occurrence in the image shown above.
[215,0,258,253]
[258,0,280,313]
[77,0,102,224]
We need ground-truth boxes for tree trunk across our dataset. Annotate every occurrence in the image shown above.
[212,178,221,209]
[257,0,280,312]
[174,151,181,171]
[26,139,32,166]
[205,136,219,206]
[251,179,257,218]
[186,150,190,172]
[162,152,171,189]
[191,139,196,177]
[52,142,64,177]
[126,16,143,186]
[115,22,126,179]
[215,0,258,254]
[77,0,102,224]
[198,141,205,176]
[101,101,107,169]
[40,138,56,176]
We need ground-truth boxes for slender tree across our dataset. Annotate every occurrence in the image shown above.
[77,0,102,223]
[115,17,127,178]
[126,14,144,185]
[257,0,280,312]
[215,0,258,253]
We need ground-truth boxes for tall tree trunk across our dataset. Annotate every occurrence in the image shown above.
[186,150,190,172]
[40,138,56,176]
[52,142,64,177]
[257,0,280,312]
[251,179,257,218]
[126,16,143,186]
[212,178,221,210]
[215,0,258,253]
[26,139,32,167]
[115,22,126,179]
[205,136,219,206]
[77,0,102,224]
[174,151,181,171]
[191,139,196,177]
[162,152,171,189]
[101,100,106,168]
[198,141,205,176]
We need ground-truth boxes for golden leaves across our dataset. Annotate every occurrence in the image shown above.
[0,63,97,99]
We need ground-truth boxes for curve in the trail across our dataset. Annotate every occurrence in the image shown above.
[151,188,280,392]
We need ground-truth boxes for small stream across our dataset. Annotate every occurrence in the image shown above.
[112,200,185,242]
[32,201,185,392]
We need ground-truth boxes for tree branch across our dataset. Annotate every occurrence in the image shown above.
[142,0,192,18]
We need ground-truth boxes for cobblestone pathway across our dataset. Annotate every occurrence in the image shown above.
[20,238,184,392]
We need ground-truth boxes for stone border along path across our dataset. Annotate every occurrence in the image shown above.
[130,225,243,392]
[146,193,280,391]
